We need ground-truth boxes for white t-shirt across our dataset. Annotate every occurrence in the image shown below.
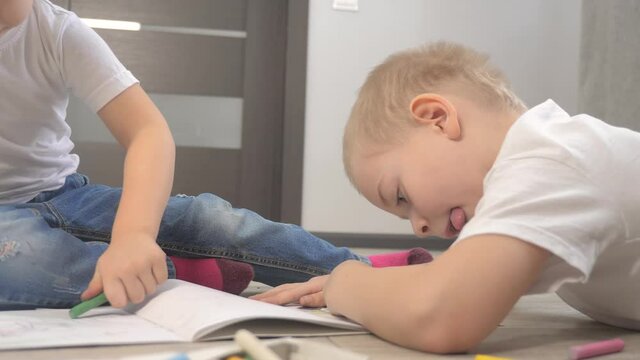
[0,0,138,204]
[457,100,640,330]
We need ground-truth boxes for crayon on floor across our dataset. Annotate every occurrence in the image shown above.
[569,338,625,360]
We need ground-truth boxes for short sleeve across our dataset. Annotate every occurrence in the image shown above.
[58,14,138,112]
[456,157,624,293]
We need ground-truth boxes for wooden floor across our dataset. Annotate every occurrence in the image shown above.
[2,249,639,359]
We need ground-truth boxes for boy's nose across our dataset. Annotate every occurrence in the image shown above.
[410,217,430,238]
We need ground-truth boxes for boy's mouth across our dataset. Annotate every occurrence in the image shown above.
[446,207,466,238]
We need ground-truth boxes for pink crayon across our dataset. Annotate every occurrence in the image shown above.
[569,338,625,360]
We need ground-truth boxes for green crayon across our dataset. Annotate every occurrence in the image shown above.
[69,292,109,319]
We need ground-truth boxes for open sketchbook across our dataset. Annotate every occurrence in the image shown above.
[0,279,367,350]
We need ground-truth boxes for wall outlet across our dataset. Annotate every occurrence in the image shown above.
[332,0,358,12]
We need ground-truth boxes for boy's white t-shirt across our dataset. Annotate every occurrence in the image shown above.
[0,0,138,204]
[456,100,640,330]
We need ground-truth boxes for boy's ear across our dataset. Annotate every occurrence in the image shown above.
[409,94,461,140]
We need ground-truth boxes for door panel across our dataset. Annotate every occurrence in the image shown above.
[93,29,244,97]
[67,94,243,149]
[74,143,240,202]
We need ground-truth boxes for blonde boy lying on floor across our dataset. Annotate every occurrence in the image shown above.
[252,42,640,353]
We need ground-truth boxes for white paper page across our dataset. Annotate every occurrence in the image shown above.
[0,307,180,350]
[132,280,364,341]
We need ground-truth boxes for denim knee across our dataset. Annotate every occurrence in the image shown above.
[162,192,271,252]
[187,193,248,241]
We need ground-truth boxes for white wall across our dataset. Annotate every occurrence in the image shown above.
[301,0,582,234]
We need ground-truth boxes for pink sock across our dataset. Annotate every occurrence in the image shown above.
[368,248,433,268]
[169,257,254,295]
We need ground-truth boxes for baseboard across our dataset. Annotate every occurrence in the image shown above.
[312,232,454,250]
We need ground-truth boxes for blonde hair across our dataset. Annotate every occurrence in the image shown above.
[343,41,526,183]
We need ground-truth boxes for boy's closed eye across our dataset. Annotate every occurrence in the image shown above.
[395,188,410,220]
[396,188,407,205]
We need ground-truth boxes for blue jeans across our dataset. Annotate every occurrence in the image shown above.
[0,173,368,310]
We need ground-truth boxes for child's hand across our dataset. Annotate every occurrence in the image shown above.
[81,234,168,308]
[250,275,329,307]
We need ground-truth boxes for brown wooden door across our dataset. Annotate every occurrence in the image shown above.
[55,0,305,221]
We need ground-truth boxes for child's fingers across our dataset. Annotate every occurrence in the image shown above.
[253,283,321,305]
[299,292,326,308]
[152,261,169,284]
[249,283,307,303]
[249,288,295,304]
[103,277,128,308]
[252,291,298,305]
[139,271,158,296]
[251,275,329,304]
[80,272,103,300]
[121,274,147,304]
[250,283,302,301]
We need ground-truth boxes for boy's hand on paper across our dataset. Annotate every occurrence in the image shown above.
[250,275,329,307]
[81,233,169,308]
[322,260,367,316]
